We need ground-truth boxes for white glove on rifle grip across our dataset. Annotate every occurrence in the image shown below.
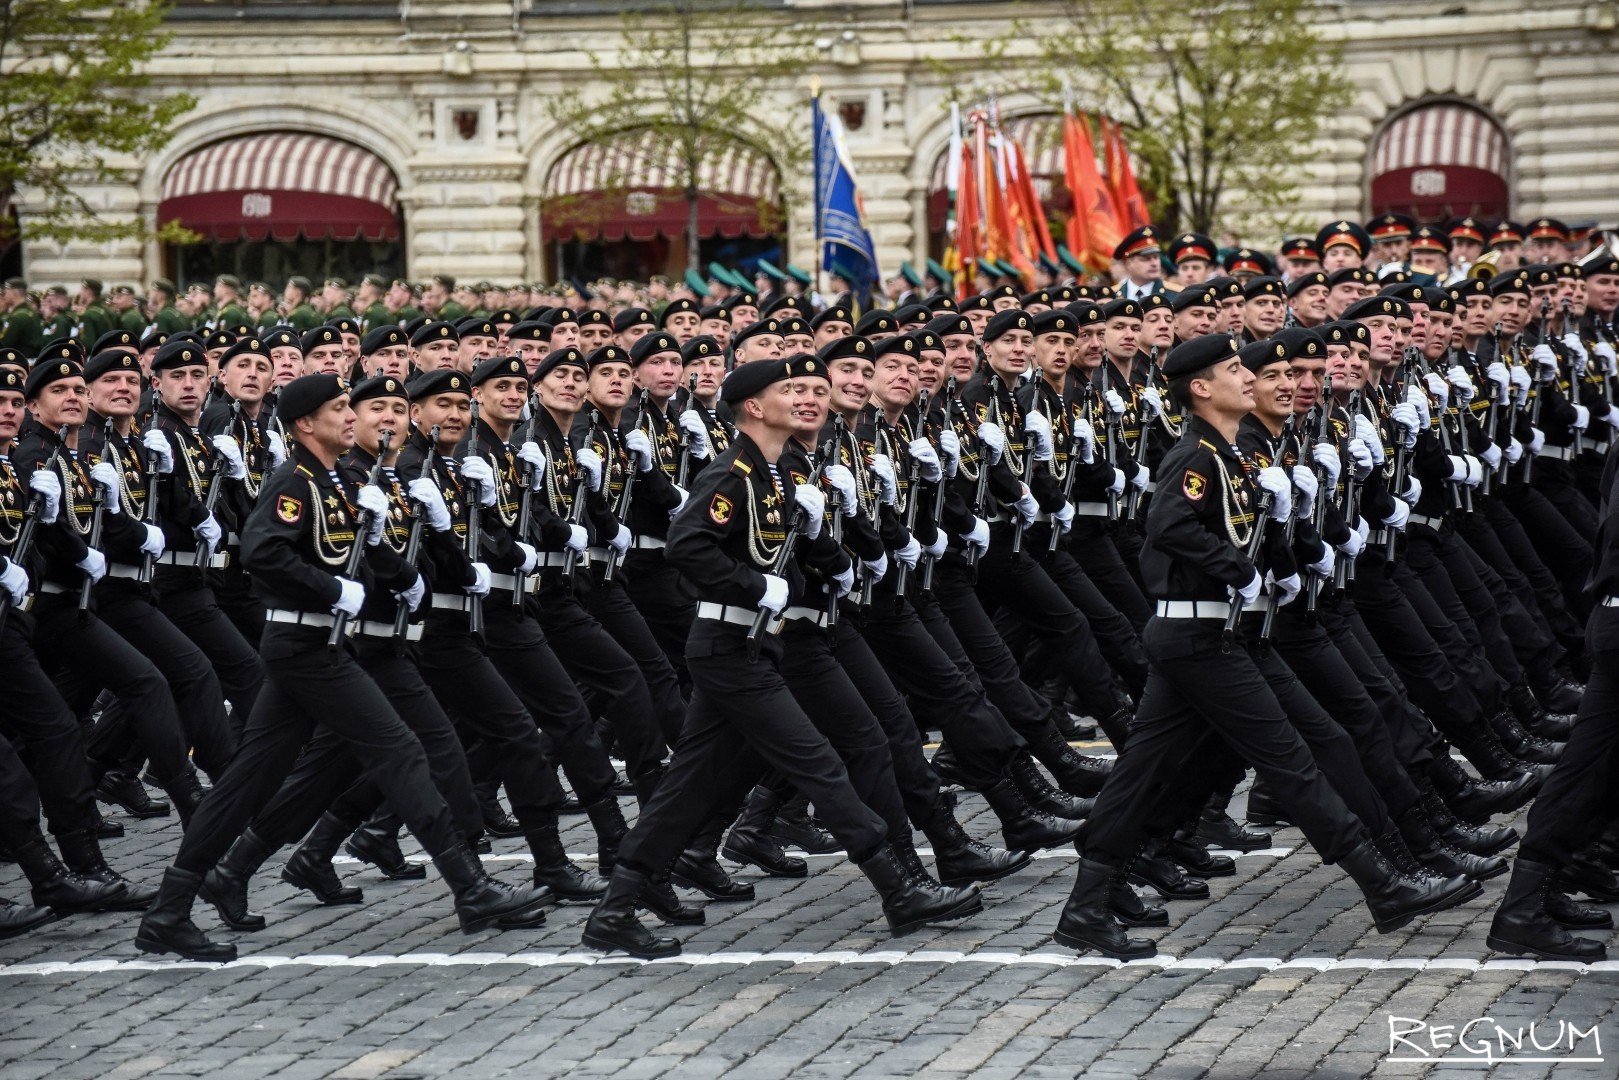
[758,573,789,615]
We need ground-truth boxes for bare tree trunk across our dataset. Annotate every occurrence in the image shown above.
[686,185,700,273]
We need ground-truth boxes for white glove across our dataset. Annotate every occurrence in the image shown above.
[909,438,943,483]
[825,464,858,514]
[833,565,856,598]
[1014,483,1040,526]
[1107,468,1128,495]
[1462,456,1484,487]
[395,573,426,612]
[211,435,247,480]
[141,428,174,474]
[458,455,498,507]
[1446,366,1476,406]
[193,513,222,551]
[1423,372,1450,411]
[0,559,27,606]
[76,547,106,583]
[870,455,898,506]
[962,516,990,557]
[1337,517,1369,557]
[1103,389,1126,417]
[923,532,948,559]
[357,484,389,545]
[1129,463,1151,491]
[1527,427,1546,454]
[1563,334,1589,374]
[1308,545,1336,579]
[1139,386,1163,421]
[794,483,825,540]
[575,448,604,492]
[1347,439,1374,481]
[140,523,165,557]
[976,421,1005,465]
[1531,344,1558,381]
[937,428,961,477]
[465,562,492,596]
[28,469,61,524]
[1070,418,1097,464]
[1505,437,1524,465]
[1353,415,1386,463]
[1399,476,1423,506]
[1228,569,1263,606]
[1257,466,1292,521]
[1266,570,1303,608]
[1572,404,1591,432]
[266,430,287,469]
[566,524,589,553]
[895,536,922,569]
[1605,406,1619,429]
[1390,403,1421,450]
[758,573,789,614]
[1312,443,1341,490]
[1052,500,1076,534]
[1509,364,1532,405]
[670,484,689,514]
[1405,387,1431,432]
[1383,499,1411,530]
[90,460,122,510]
[677,410,712,459]
[624,429,655,473]
[407,477,451,532]
[1486,361,1512,403]
[515,541,539,574]
[517,440,547,481]
[1291,465,1318,519]
[333,576,364,617]
[1594,341,1617,374]
[1023,411,1054,462]
[862,552,889,581]
[608,524,631,555]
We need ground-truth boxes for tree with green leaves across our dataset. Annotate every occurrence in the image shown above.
[543,0,815,273]
[0,0,195,248]
[1013,0,1355,236]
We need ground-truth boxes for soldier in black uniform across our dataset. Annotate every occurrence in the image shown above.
[134,373,549,963]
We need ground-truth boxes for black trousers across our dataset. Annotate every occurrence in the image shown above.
[1533,460,1598,542]
[1066,516,1152,633]
[171,625,458,875]
[582,574,688,747]
[0,732,45,844]
[1080,616,1368,865]
[1457,509,1586,658]
[621,548,695,688]
[1319,597,1440,770]
[212,558,266,650]
[153,571,265,732]
[1481,495,1593,630]
[1499,483,1594,619]
[1403,524,1528,690]
[1022,525,1148,698]
[617,623,889,875]
[0,618,98,835]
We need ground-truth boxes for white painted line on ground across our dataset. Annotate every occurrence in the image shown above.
[331,846,1296,866]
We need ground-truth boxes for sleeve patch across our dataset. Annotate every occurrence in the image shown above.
[1182,471,1207,501]
[708,493,733,524]
[276,494,303,523]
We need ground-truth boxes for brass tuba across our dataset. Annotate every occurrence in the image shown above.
[1468,249,1501,281]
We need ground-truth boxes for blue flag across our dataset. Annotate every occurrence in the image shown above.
[812,93,879,303]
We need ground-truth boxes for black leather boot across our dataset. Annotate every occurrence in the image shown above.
[1194,794,1273,852]
[1028,729,1111,798]
[1488,710,1564,765]
[1009,751,1094,819]
[722,786,808,877]
[638,867,705,925]
[581,866,680,958]
[929,742,979,790]
[96,769,171,819]
[88,803,123,839]
[1527,673,1582,715]
[524,816,608,901]
[163,769,207,828]
[200,828,274,931]
[1244,780,1291,827]
[135,867,237,961]
[345,812,425,880]
[1546,885,1614,930]
[431,840,549,934]
[1339,837,1480,934]
[283,813,364,905]
[1561,847,1619,902]
[0,896,54,940]
[1510,684,1575,740]
[857,844,981,936]
[1419,783,1518,857]
[768,791,838,853]
[920,800,1030,886]
[1165,822,1235,878]
[13,831,129,915]
[584,795,628,877]
[1455,723,1552,787]
[475,780,523,839]
[982,774,1082,851]
[1487,856,1606,962]
[1053,856,1155,959]
[1395,804,1505,883]
[1127,840,1210,900]
[671,818,754,901]
[1426,748,1536,824]
[57,828,155,910]
[1108,874,1169,928]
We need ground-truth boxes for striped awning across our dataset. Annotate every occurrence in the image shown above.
[1370,103,1510,221]
[927,113,1065,232]
[544,129,783,243]
[158,133,402,242]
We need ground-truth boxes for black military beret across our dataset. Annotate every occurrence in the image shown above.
[262,328,300,351]
[220,337,268,366]
[410,321,459,348]
[1342,295,1406,321]
[854,311,898,338]
[762,296,807,317]
[1321,321,1370,347]
[139,329,170,353]
[1162,334,1239,379]
[25,357,83,398]
[817,336,874,364]
[37,339,85,366]
[1269,327,1327,361]
[982,309,1034,343]
[0,348,25,371]
[809,305,853,330]
[719,357,793,405]
[471,355,528,386]
[733,318,785,347]
[779,317,810,338]
[407,369,471,400]
[874,333,920,359]
[1032,309,1078,337]
[1170,287,1218,313]
[783,353,828,382]
[1065,301,1105,325]
[0,367,22,393]
[891,303,931,327]
[83,349,141,383]
[925,314,973,338]
[1238,337,1292,372]
[1584,255,1619,277]
[533,348,587,382]
[361,326,408,355]
[1487,272,1529,297]
[1519,264,1559,290]
[658,299,699,327]
[349,374,410,406]
[613,307,656,333]
[327,317,360,337]
[698,304,732,323]
[1100,298,1143,322]
[204,329,237,351]
[1242,276,1285,301]
[92,329,138,355]
[456,317,497,339]
[585,345,631,370]
[151,340,207,372]
[911,330,943,354]
[630,332,681,366]
[1139,292,1171,313]
[680,336,722,364]
[300,326,342,353]
[275,374,347,424]
[960,293,996,313]
[506,321,550,343]
[927,293,959,313]
[1286,272,1329,299]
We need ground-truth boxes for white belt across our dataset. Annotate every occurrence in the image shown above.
[354,619,423,641]
[1143,481,1156,494]
[1073,501,1111,517]
[539,550,587,569]
[1587,440,1611,455]
[430,592,474,612]
[225,532,241,547]
[1538,444,1577,461]
[1408,513,1446,531]
[1601,596,1619,608]
[775,605,829,628]
[106,564,144,580]
[36,582,72,595]
[488,573,540,594]
[265,608,352,633]
[157,550,229,569]
[630,535,666,550]
[695,601,758,627]
[1154,599,1231,620]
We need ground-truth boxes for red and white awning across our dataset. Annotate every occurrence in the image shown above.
[158,133,402,242]
[1370,103,1510,220]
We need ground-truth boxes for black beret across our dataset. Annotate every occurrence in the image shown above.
[1170,287,1218,313]
[36,339,85,366]
[533,348,587,382]
[927,293,959,313]
[1584,255,1619,277]
[407,369,471,400]
[204,329,237,351]
[1162,334,1239,379]
[698,303,732,323]
[733,318,785,347]
[139,329,170,353]
[506,321,550,343]
[613,308,656,333]
[1100,298,1143,322]
[1242,276,1285,300]
[1238,337,1293,372]
[912,330,943,354]
[0,367,22,393]
[300,326,343,353]
[809,306,852,330]
[456,318,497,339]
[726,290,758,308]
[925,314,973,338]
[275,374,347,424]
[719,357,792,405]
[875,334,920,359]
[1139,292,1171,313]
[326,317,360,337]
[630,332,680,366]
[1269,327,1328,361]
[1020,289,1055,309]
[576,309,610,327]
[490,309,518,327]
[1487,272,1529,297]
[783,352,828,381]
[92,329,139,355]
[151,339,207,372]
[410,321,459,348]
[220,337,268,366]
[1285,272,1329,299]
[893,303,932,325]
[349,374,410,406]
[585,345,631,370]
[261,328,300,351]
[1342,295,1406,321]
[854,310,898,338]
[982,309,1034,342]
[1321,321,1370,347]
[1519,264,1559,290]
[680,336,722,364]
[361,325,408,355]
[1032,309,1078,337]
[779,317,810,338]
[1065,301,1105,325]
[1205,276,1244,300]
[0,348,25,370]
[960,293,996,313]
[83,349,141,383]
[817,336,874,364]
[471,356,529,386]
[762,296,807,316]
[658,298,699,327]
[25,357,83,398]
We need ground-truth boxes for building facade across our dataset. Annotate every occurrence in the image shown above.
[16,0,1619,288]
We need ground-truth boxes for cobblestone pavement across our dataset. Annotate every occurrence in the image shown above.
[2,759,1617,1080]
